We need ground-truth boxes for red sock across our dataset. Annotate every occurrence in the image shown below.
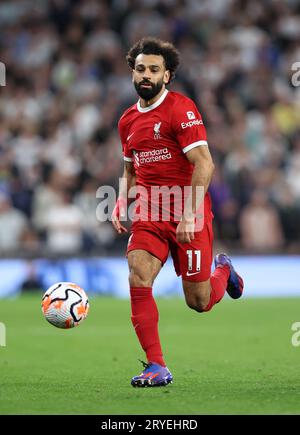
[203,265,230,312]
[130,286,166,367]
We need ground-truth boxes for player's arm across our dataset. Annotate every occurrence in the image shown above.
[112,161,136,234]
[176,145,214,243]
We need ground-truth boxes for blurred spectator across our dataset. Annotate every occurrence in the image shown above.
[209,165,239,242]
[239,190,284,252]
[44,190,83,254]
[0,192,28,252]
[272,181,300,252]
[74,176,116,249]
[32,167,66,232]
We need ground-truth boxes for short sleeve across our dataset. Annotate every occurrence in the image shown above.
[171,99,208,154]
[118,118,133,162]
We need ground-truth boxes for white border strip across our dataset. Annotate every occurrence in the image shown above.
[123,156,133,162]
[182,140,208,154]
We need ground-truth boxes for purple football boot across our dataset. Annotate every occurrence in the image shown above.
[214,253,244,299]
[131,360,173,387]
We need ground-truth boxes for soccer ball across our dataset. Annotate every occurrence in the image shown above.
[41,282,89,329]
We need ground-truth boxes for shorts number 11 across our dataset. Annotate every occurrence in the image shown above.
[186,250,201,271]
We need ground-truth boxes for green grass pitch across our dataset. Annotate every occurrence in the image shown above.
[1,294,300,415]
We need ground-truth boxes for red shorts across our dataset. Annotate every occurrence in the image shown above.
[126,218,213,282]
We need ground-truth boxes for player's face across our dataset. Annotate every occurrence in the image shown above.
[133,54,170,101]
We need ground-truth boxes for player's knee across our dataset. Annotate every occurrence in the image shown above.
[129,268,153,287]
[186,295,209,313]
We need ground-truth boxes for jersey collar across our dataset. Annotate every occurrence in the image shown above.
[137,89,169,113]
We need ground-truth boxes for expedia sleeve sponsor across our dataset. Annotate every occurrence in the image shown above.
[181,119,203,129]
[170,95,208,153]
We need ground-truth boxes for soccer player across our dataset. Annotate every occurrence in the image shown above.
[112,37,244,387]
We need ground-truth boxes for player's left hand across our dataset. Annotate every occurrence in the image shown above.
[176,216,195,244]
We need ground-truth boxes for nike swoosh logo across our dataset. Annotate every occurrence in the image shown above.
[186,271,201,276]
[127,132,135,141]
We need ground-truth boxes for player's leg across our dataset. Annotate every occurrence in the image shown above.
[128,249,172,387]
[174,221,243,313]
[129,249,163,364]
[127,224,173,387]
[182,278,211,312]
[182,254,244,312]
[128,243,164,366]
[182,271,228,313]
[214,253,244,300]
[128,248,161,287]
[128,249,166,366]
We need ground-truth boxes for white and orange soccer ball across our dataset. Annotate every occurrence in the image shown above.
[41,282,89,329]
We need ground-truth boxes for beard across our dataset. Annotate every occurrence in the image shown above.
[134,78,164,101]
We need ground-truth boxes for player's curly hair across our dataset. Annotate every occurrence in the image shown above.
[126,37,180,83]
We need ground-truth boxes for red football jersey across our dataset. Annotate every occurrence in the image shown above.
[118,89,212,222]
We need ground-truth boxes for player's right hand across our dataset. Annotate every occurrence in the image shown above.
[111,198,128,234]
[176,216,195,244]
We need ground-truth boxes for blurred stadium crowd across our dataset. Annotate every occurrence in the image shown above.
[0,0,299,256]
